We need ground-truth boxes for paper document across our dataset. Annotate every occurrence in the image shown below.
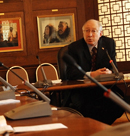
[52,79,62,84]
[124,73,130,77]
[2,85,17,91]
[13,123,67,133]
[0,115,13,134]
[0,115,67,134]
[0,115,7,126]
[0,99,20,105]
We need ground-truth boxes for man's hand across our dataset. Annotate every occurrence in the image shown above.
[90,67,112,78]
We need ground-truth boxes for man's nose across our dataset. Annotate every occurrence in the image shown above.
[88,31,93,36]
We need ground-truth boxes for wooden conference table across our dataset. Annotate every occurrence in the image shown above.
[0,75,129,135]
[17,75,130,106]
[0,96,110,136]
[17,74,130,92]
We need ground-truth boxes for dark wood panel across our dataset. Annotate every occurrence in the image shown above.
[32,0,77,11]
[23,0,36,57]
[93,0,99,20]
[2,0,22,2]
[76,0,86,39]
[84,0,97,20]
[117,61,130,74]
[0,2,23,12]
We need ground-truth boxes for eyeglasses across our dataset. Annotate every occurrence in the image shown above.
[83,29,99,34]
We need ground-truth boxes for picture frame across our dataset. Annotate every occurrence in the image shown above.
[37,13,76,49]
[0,17,23,52]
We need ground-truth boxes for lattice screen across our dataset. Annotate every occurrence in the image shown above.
[97,0,130,62]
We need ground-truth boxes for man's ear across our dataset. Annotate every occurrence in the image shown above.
[100,31,103,37]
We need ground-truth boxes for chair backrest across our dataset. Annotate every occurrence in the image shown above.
[57,45,68,80]
[36,63,59,81]
[6,66,29,86]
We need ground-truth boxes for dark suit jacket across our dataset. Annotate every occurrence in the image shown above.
[67,36,117,80]
[64,36,124,125]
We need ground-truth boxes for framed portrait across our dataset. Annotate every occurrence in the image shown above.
[37,13,76,49]
[0,17,23,52]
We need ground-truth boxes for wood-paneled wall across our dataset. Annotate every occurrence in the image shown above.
[0,0,87,83]
[0,0,129,84]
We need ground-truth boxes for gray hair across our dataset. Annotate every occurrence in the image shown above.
[82,19,102,32]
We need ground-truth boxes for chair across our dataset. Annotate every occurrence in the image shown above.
[57,46,73,107]
[6,66,29,86]
[36,63,60,105]
[36,63,59,82]
[57,45,68,80]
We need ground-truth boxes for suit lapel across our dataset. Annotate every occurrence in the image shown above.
[82,43,92,63]
[96,37,106,65]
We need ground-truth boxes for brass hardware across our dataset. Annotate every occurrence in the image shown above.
[0,13,4,15]
[52,9,58,12]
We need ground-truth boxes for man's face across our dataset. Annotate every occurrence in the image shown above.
[10,27,13,32]
[83,20,102,46]
[44,26,50,35]
[58,22,67,35]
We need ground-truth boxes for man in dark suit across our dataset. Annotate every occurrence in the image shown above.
[65,19,124,125]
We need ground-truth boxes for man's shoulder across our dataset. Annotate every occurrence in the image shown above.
[68,38,85,47]
[99,36,114,41]
[99,36,115,49]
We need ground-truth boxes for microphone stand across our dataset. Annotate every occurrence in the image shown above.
[92,49,124,82]
[63,54,130,113]
[106,50,123,79]
[79,67,130,113]
[34,56,52,88]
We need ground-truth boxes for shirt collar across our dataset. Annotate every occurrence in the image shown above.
[87,44,98,53]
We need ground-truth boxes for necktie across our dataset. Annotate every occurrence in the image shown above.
[91,47,97,71]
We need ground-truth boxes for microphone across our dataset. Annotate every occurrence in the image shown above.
[0,62,52,120]
[33,55,52,88]
[62,53,130,113]
[105,49,123,79]
[105,49,119,76]
[91,48,124,82]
